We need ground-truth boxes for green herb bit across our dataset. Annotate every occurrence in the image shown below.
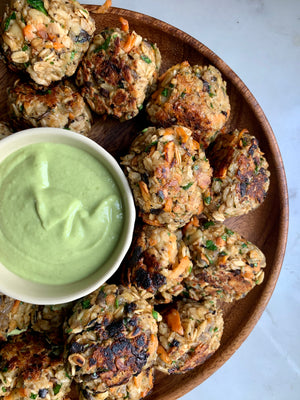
[209,92,216,98]
[214,327,218,332]
[188,265,193,274]
[27,0,48,16]
[169,83,174,88]
[219,251,227,257]
[144,141,158,152]
[22,44,28,52]
[204,196,211,205]
[4,11,16,31]
[30,393,37,399]
[182,182,193,190]
[138,104,143,111]
[53,384,62,395]
[180,90,186,98]
[221,234,227,241]
[50,61,54,65]
[161,88,169,97]
[70,50,77,60]
[193,164,199,170]
[241,243,248,248]
[213,177,222,182]
[225,228,234,236]
[206,240,218,251]
[210,102,214,108]
[94,35,111,52]
[65,372,71,379]
[141,54,152,64]
[2,367,8,372]
[203,221,215,229]
[115,298,119,308]
[2,387,7,393]
[81,299,91,309]
[152,310,158,320]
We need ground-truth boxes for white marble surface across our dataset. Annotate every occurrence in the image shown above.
[81,1,300,398]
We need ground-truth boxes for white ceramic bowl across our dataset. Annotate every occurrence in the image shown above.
[0,128,136,305]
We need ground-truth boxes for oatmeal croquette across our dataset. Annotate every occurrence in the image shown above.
[0,331,71,400]
[31,303,74,334]
[156,299,223,374]
[0,295,33,341]
[75,22,161,121]
[1,0,95,86]
[0,122,13,139]
[121,125,212,231]
[65,284,159,393]
[204,128,270,221]
[183,219,266,302]
[8,79,92,135]
[123,224,192,304]
[146,62,230,148]
[79,368,154,400]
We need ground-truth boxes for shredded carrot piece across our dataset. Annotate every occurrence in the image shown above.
[148,333,158,355]
[164,141,175,164]
[169,256,191,280]
[89,0,112,14]
[197,200,204,214]
[164,197,172,212]
[105,293,116,305]
[165,308,184,335]
[123,32,136,52]
[216,236,226,247]
[139,181,150,202]
[163,127,174,136]
[23,24,35,40]
[148,237,157,247]
[133,372,143,387]
[191,139,200,150]
[218,255,227,265]
[48,33,56,41]
[119,16,129,33]
[69,113,75,120]
[11,300,20,314]
[176,126,189,144]
[53,41,64,50]
[141,215,162,226]
[157,344,171,364]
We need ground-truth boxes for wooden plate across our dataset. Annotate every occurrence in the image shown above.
[0,6,289,400]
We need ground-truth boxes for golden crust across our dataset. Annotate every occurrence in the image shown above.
[146,62,230,148]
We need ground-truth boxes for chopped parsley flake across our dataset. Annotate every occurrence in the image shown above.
[144,141,158,152]
[4,12,16,31]
[141,54,152,63]
[182,182,193,190]
[27,0,48,16]
[161,88,169,97]
[152,310,159,320]
[94,35,111,52]
[81,299,91,309]
[53,384,62,395]
[204,196,211,205]
[203,221,215,229]
[206,240,218,251]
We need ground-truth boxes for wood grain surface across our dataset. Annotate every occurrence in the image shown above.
[0,5,289,400]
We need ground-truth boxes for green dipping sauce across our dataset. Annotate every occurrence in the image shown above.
[0,142,124,285]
